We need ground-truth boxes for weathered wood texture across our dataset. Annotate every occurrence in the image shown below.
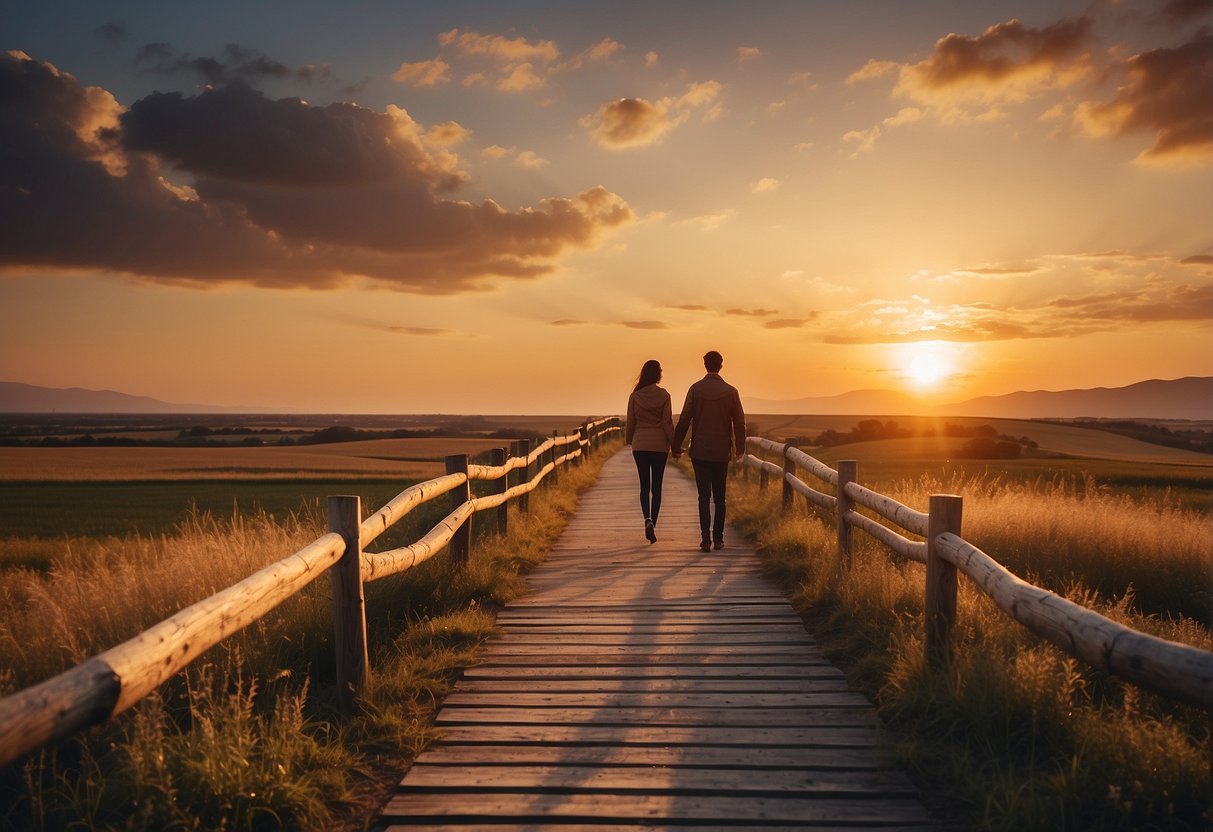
[376,451,935,830]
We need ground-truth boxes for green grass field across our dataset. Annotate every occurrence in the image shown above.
[0,479,420,540]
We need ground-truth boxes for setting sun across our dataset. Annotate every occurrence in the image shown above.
[898,342,958,391]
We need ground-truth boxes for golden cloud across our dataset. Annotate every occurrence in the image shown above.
[583,81,722,149]
[850,16,1094,121]
[391,57,451,87]
[1075,31,1213,164]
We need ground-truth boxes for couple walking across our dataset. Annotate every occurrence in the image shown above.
[625,350,746,552]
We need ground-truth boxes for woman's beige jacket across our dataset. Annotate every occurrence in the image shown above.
[626,384,675,453]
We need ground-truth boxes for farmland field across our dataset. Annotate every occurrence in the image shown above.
[0,435,530,540]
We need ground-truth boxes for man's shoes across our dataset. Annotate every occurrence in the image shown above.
[699,536,711,552]
[713,538,724,550]
[645,519,657,544]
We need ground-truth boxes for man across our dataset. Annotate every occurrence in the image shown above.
[673,350,747,552]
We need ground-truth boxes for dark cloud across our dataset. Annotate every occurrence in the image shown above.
[93,23,130,45]
[1077,31,1213,162]
[913,16,1092,89]
[666,303,709,311]
[134,42,330,86]
[1160,0,1213,23]
[1181,254,1213,264]
[851,15,1094,111]
[764,318,809,329]
[0,53,633,292]
[551,319,587,326]
[620,321,668,329]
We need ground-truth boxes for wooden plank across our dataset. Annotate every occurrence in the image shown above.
[373,450,932,830]
[435,707,876,728]
[440,691,873,708]
[459,665,844,680]
[410,744,885,770]
[450,679,852,693]
[380,793,933,825]
[433,724,886,748]
[399,764,917,795]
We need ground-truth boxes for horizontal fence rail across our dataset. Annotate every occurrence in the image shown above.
[0,417,624,768]
[743,436,1213,713]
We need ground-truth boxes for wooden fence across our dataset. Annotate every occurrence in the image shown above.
[743,436,1213,715]
[0,417,624,768]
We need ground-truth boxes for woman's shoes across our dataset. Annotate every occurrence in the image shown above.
[645,519,657,543]
[699,536,711,552]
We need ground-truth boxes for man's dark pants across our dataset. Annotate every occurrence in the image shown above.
[691,458,729,542]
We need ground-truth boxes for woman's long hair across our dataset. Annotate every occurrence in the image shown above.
[633,359,662,392]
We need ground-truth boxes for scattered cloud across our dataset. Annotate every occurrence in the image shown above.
[843,125,881,155]
[750,177,779,193]
[665,304,709,311]
[135,42,331,86]
[787,71,817,89]
[582,81,723,149]
[479,143,547,168]
[1075,31,1213,164]
[621,320,669,329]
[93,23,130,44]
[387,326,449,336]
[394,29,622,93]
[737,46,762,64]
[645,51,659,68]
[727,308,778,317]
[679,211,734,231]
[551,319,587,326]
[822,252,1213,343]
[392,57,451,87]
[1180,254,1213,265]
[514,150,549,168]
[0,53,633,293]
[765,318,809,329]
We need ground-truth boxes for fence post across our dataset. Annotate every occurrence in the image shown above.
[518,439,531,514]
[579,425,589,465]
[836,460,857,568]
[491,447,508,536]
[445,454,471,567]
[327,495,368,712]
[925,494,963,669]
[781,438,797,511]
[550,430,560,484]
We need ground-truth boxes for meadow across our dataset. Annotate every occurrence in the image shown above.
[730,423,1213,830]
[0,426,618,831]
[0,414,1210,829]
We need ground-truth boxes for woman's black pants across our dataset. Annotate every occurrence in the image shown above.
[632,450,668,523]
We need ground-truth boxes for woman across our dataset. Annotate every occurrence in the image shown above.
[625,359,679,543]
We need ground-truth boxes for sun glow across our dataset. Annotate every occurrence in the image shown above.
[897,341,957,391]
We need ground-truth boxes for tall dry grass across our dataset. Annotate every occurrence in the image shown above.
[0,442,617,831]
[730,468,1212,830]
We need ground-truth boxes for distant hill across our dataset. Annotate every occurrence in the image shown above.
[943,376,1212,420]
[0,382,247,413]
[749,376,1212,420]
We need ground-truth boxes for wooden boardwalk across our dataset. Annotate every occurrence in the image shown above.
[375,450,935,830]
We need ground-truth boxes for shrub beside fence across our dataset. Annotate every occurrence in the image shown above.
[0,417,623,768]
[743,435,1213,716]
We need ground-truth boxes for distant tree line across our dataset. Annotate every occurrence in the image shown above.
[0,425,540,448]
[1040,419,1213,455]
[786,419,1038,460]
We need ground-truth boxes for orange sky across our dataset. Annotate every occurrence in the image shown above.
[2,1,1211,413]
